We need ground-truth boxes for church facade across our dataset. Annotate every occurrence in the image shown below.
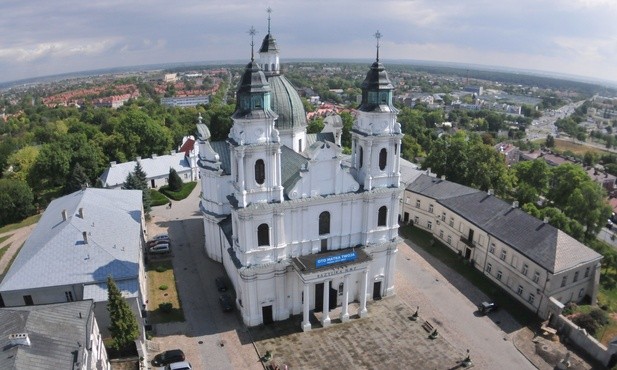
[198,24,403,330]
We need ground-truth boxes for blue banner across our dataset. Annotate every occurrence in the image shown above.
[316,251,357,268]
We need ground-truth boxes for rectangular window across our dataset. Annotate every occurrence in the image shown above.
[500,249,507,261]
[584,267,590,278]
[447,235,452,245]
[427,221,432,230]
[517,285,523,296]
[486,263,492,273]
[579,289,585,298]
[496,270,502,281]
[65,291,74,302]
[414,216,419,224]
[449,217,454,227]
[439,230,444,239]
[321,238,328,252]
[573,271,579,283]
[405,197,410,204]
[522,264,528,276]
[416,199,420,208]
[489,243,495,254]
[561,276,567,287]
[441,212,446,222]
[428,204,434,213]
[533,271,540,283]
[528,293,535,304]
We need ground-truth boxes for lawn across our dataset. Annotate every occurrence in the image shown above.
[0,244,10,262]
[0,234,12,245]
[0,214,41,234]
[159,182,197,201]
[554,138,610,156]
[150,189,169,207]
[146,260,184,323]
[399,225,538,325]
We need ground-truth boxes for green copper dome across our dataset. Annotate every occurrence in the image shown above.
[268,75,307,130]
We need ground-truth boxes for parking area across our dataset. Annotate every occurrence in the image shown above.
[143,182,537,370]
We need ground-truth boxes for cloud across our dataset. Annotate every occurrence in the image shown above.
[0,38,119,62]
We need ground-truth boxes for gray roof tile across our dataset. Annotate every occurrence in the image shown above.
[99,152,191,188]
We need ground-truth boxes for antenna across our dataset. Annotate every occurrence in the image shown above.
[267,7,272,34]
[374,30,382,62]
[248,26,257,61]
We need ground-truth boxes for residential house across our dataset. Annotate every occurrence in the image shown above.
[0,300,109,370]
[0,188,148,360]
[401,173,602,319]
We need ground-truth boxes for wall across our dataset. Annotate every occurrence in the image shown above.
[553,314,617,367]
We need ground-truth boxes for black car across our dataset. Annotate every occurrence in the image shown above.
[215,276,227,292]
[152,349,185,367]
[219,293,235,312]
[478,301,498,315]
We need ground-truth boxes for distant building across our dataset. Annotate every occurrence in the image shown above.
[163,73,177,83]
[464,85,483,96]
[161,94,210,107]
[586,167,616,192]
[0,300,110,370]
[494,142,520,166]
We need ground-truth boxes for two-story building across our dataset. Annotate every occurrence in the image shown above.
[402,173,602,319]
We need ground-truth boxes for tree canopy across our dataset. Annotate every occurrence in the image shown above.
[106,276,139,351]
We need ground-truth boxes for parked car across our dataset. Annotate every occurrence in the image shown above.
[219,293,235,312]
[152,233,170,242]
[149,243,171,254]
[478,301,498,315]
[165,361,192,370]
[215,276,228,292]
[152,349,185,367]
[147,239,170,248]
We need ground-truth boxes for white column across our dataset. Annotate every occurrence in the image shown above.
[321,280,331,327]
[340,274,350,322]
[302,283,311,332]
[358,270,368,318]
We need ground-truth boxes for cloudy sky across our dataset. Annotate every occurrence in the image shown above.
[2,0,617,84]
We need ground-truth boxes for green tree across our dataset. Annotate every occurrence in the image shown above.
[340,111,353,149]
[168,168,183,192]
[545,134,555,148]
[115,108,173,160]
[307,117,324,134]
[29,142,71,190]
[513,159,550,195]
[5,146,39,181]
[0,179,35,226]
[106,276,139,351]
[65,163,90,193]
[123,162,151,214]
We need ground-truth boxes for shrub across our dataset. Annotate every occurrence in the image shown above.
[150,189,169,207]
[590,308,609,326]
[159,284,168,291]
[572,313,599,335]
[159,302,173,313]
[155,265,166,273]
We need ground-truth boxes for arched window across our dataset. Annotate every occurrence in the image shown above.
[319,211,330,235]
[359,147,364,168]
[378,206,387,227]
[255,159,265,185]
[257,223,269,246]
[379,148,387,170]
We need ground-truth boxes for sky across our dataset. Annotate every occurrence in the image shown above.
[2,0,617,84]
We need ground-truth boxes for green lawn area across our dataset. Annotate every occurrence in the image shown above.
[0,242,22,281]
[146,260,185,323]
[0,234,12,245]
[399,225,538,326]
[150,189,169,207]
[0,214,41,234]
[0,244,10,262]
[159,182,197,201]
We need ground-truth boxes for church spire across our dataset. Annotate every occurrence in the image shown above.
[259,8,280,76]
[374,30,382,62]
[249,26,257,61]
[267,7,272,34]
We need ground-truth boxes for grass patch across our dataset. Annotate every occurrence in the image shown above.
[554,138,610,156]
[400,225,538,325]
[0,242,23,281]
[150,189,169,207]
[0,234,12,245]
[146,260,184,323]
[0,244,11,262]
[159,182,197,201]
[0,214,41,234]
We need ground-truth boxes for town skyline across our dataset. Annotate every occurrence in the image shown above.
[2,0,617,85]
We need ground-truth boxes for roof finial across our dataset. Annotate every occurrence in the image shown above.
[248,26,257,61]
[267,7,272,34]
[374,30,382,62]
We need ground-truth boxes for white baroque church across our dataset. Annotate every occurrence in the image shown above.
[198,23,403,330]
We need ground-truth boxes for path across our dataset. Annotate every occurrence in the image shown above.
[0,224,37,277]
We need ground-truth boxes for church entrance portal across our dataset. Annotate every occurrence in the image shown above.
[262,305,273,325]
[314,282,338,312]
[373,281,382,300]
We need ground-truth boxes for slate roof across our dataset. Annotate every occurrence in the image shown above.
[281,146,309,193]
[99,152,191,188]
[305,132,335,147]
[0,188,142,292]
[82,279,140,302]
[0,300,95,370]
[210,141,232,175]
[408,174,602,273]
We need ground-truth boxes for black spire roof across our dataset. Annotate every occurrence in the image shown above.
[358,31,395,112]
[259,8,278,53]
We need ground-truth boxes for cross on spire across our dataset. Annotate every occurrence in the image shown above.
[267,7,272,34]
[248,26,257,61]
[374,30,382,62]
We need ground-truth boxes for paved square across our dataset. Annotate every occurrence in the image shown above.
[251,297,466,370]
